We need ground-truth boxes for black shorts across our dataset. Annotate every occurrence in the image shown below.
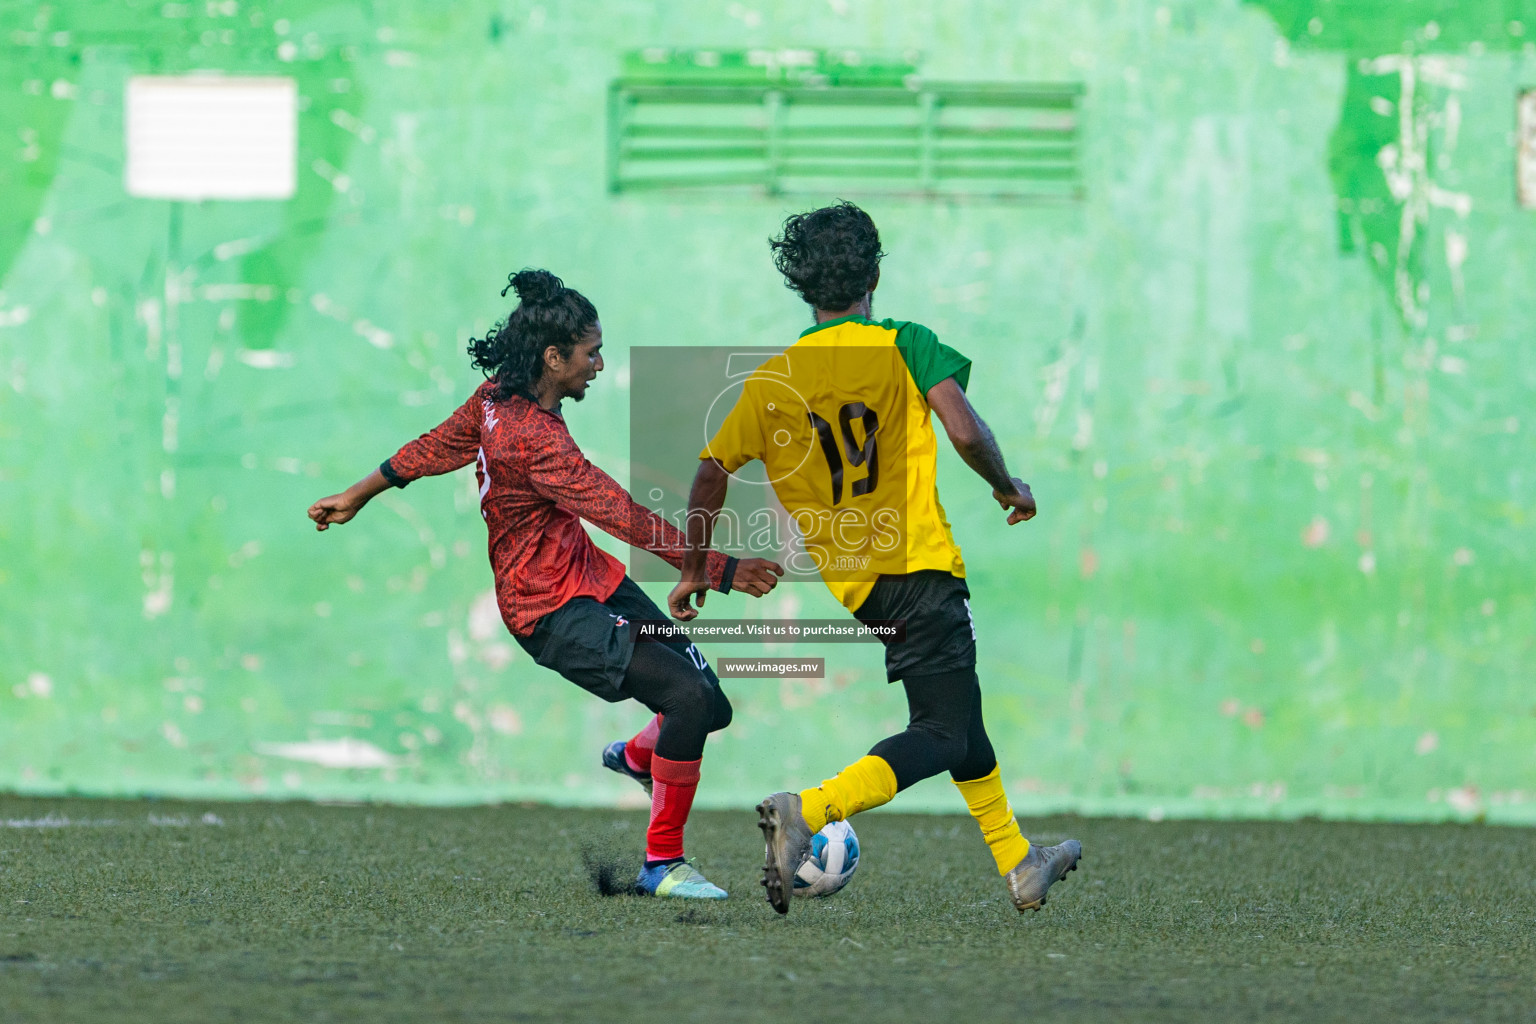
[854,570,977,682]
[514,575,716,702]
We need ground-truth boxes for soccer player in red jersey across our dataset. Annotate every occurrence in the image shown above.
[308,269,783,899]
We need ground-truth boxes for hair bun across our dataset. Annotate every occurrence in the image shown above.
[507,268,564,306]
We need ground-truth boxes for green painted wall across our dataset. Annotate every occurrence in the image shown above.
[2,0,1533,821]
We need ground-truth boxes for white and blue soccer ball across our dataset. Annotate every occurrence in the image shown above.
[793,819,860,898]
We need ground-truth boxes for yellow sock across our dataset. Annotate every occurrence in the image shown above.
[953,765,1030,874]
[798,755,898,833]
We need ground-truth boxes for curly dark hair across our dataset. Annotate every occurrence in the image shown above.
[769,201,885,312]
[467,269,598,402]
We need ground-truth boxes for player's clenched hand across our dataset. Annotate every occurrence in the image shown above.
[731,558,785,597]
[308,492,361,531]
[667,578,711,621]
[993,477,1037,525]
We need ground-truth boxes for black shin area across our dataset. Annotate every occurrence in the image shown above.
[621,642,731,763]
[948,676,998,783]
[868,667,988,791]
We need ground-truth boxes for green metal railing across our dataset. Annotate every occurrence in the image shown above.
[607,51,1084,200]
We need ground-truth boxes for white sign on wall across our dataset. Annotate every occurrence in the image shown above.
[1520,90,1536,210]
[126,75,297,201]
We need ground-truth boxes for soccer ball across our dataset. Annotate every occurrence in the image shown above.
[793,819,860,898]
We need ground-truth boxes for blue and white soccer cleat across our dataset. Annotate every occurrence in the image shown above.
[601,740,653,795]
[634,859,728,900]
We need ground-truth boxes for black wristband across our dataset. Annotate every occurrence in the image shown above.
[379,459,408,489]
[716,556,738,594]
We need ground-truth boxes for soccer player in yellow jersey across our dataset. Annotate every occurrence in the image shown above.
[668,202,1082,915]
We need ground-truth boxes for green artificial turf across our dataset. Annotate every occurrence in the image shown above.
[1,796,1533,1023]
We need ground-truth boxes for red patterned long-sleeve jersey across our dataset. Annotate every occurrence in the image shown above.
[381,382,729,637]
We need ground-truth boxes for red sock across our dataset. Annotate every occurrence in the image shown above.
[625,714,663,774]
[645,755,700,863]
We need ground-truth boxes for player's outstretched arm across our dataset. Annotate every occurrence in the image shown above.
[308,467,393,531]
[312,392,483,531]
[926,377,1036,525]
[670,457,750,620]
[524,437,782,608]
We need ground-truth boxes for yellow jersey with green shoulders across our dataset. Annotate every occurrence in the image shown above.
[701,314,971,612]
